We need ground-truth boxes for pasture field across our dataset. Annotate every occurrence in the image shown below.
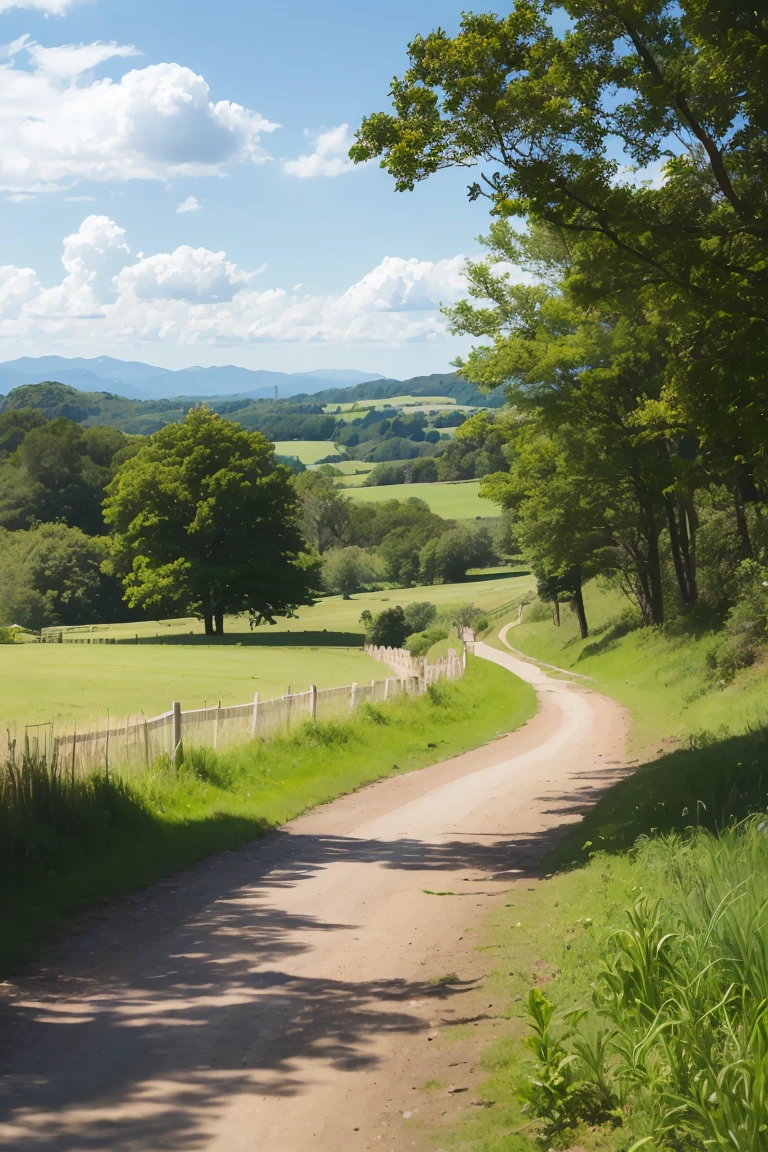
[1,645,381,728]
[47,569,535,646]
[325,459,375,477]
[345,478,492,519]
[273,440,342,464]
[324,394,457,417]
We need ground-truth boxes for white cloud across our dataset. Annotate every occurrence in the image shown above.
[283,124,356,178]
[0,215,470,347]
[176,195,201,214]
[0,0,78,11]
[0,37,278,192]
[115,246,257,303]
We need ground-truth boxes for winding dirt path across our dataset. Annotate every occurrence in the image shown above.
[0,645,628,1151]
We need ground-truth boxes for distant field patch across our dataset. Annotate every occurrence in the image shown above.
[52,569,535,650]
[1,645,381,729]
[346,479,493,519]
[273,440,341,464]
[325,395,457,416]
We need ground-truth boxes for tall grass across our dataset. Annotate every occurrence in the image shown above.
[523,821,768,1150]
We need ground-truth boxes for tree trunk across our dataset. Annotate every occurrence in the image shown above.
[666,495,693,610]
[552,592,560,627]
[734,487,753,559]
[572,578,589,640]
[646,525,665,625]
[214,612,224,635]
[678,497,698,607]
[203,614,214,636]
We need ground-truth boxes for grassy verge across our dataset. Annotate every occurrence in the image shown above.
[444,821,768,1152]
[492,582,768,752]
[434,587,768,1151]
[0,655,536,974]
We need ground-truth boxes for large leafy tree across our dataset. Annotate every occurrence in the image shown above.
[103,408,321,634]
[352,1,768,489]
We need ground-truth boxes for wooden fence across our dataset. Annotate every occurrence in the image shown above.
[11,645,465,781]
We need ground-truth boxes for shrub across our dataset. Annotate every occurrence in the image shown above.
[404,600,437,633]
[405,626,449,658]
[365,605,408,648]
[525,599,552,623]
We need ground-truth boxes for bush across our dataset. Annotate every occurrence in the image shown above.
[525,599,552,623]
[704,560,768,682]
[0,627,19,644]
[405,626,449,658]
[365,605,408,648]
[403,601,437,633]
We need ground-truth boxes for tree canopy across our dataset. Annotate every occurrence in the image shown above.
[104,408,321,634]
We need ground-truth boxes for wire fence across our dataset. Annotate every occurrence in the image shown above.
[10,644,465,782]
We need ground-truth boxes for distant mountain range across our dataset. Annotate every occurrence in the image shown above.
[0,356,385,401]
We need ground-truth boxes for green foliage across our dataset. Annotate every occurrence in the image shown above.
[364,604,408,648]
[403,600,437,633]
[364,456,438,486]
[436,411,509,481]
[0,413,130,534]
[321,546,382,599]
[0,627,19,644]
[293,470,351,553]
[0,524,112,630]
[104,408,320,633]
[419,524,495,585]
[522,824,768,1150]
[405,626,448,658]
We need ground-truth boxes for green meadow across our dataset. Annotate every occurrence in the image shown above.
[0,644,382,728]
[346,478,492,519]
[272,440,342,464]
[48,569,535,646]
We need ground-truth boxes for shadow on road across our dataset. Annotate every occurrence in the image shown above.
[0,766,624,1151]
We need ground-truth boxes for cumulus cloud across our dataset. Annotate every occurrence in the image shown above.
[176,195,201,214]
[283,124,356,178]
[0,0,78,11]
[0,214,470,347]
[0,36,278,192]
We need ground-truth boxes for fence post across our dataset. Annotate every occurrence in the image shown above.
[250,692,260,738]
[384,677,389,701]
[350,682,357,712]
[172,701,182,766]
[214,701,221,750]
[286,688,293,730]
[310,684,317,724]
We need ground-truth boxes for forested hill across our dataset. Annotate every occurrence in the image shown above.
[0,373,501,435]
[304,373,505,408]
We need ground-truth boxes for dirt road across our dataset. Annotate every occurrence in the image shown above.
[0,644,628,1151]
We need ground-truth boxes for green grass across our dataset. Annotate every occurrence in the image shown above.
[493,581,768,753]
[346,479,495,519]
[273,440,343,464]
[442,821,768,1152]
[48,569,536,645]
[325,394,458,416]
[0,644,382,728]
[0,655,537,973]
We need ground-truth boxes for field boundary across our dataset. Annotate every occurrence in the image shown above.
[16,645,465,781]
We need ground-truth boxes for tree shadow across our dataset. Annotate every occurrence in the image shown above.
[0,764,623,1151]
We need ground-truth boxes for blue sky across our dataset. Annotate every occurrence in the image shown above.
[0,0,493,379]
